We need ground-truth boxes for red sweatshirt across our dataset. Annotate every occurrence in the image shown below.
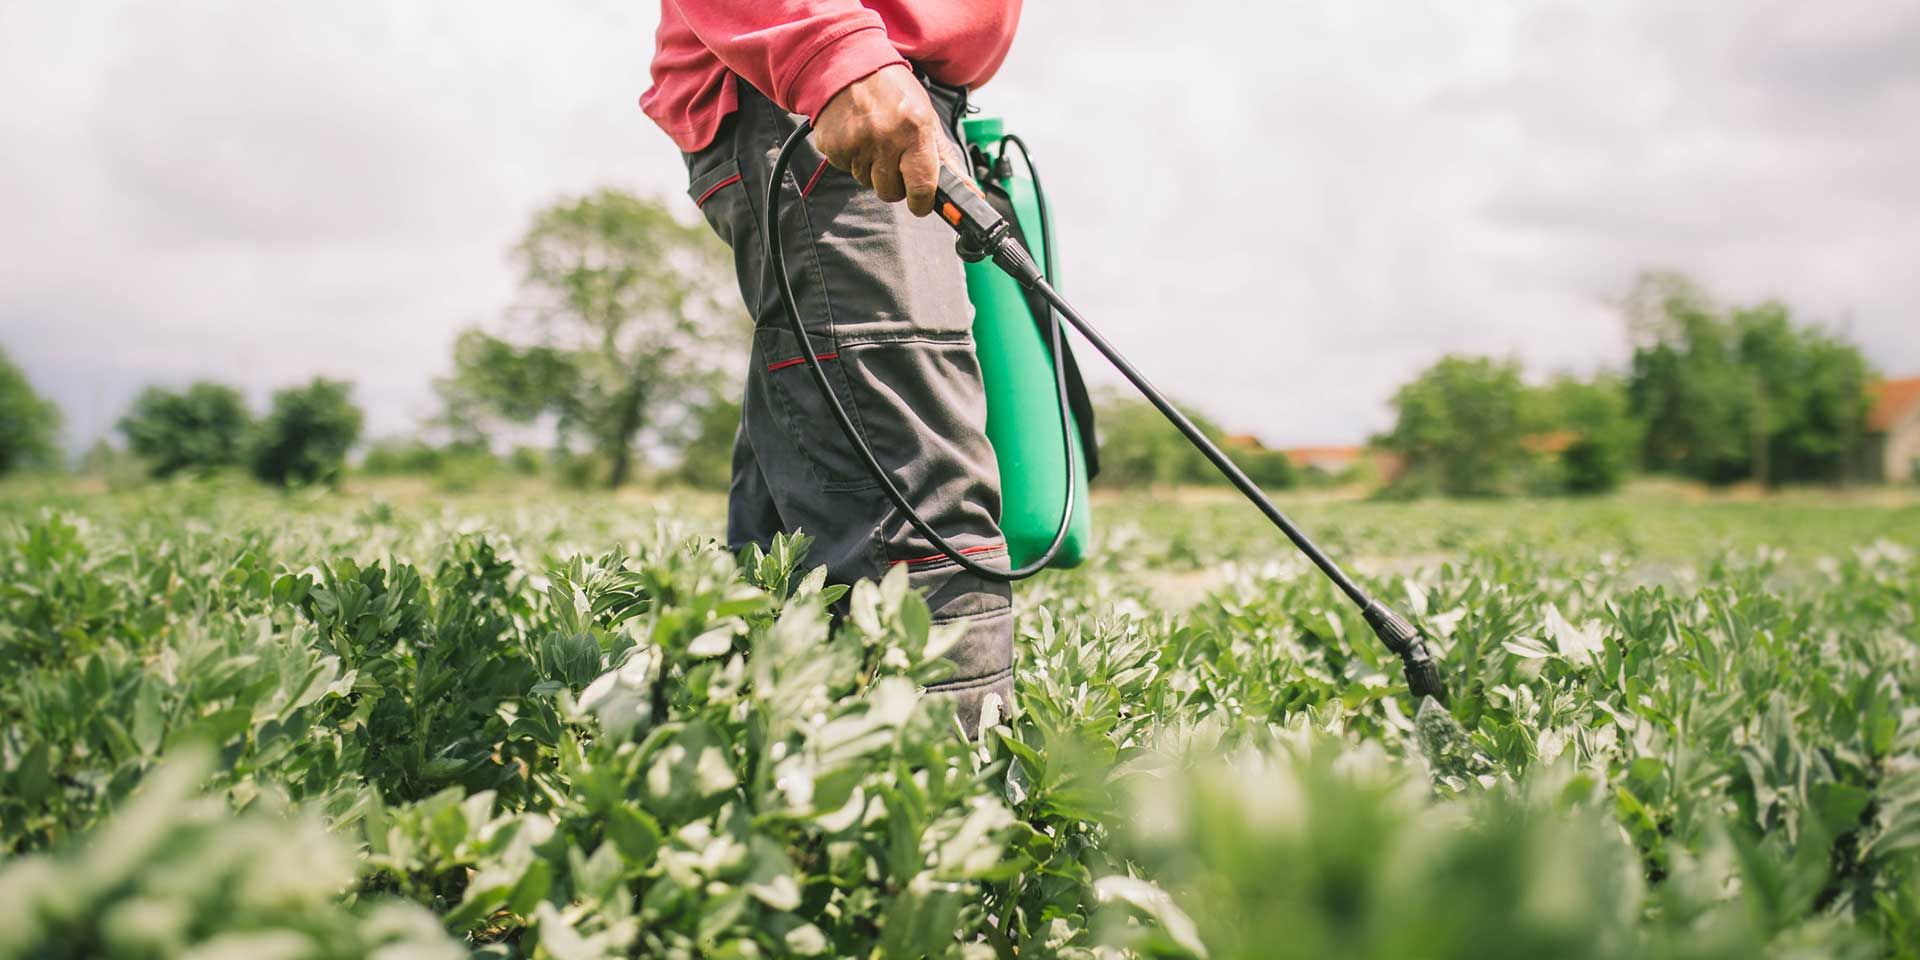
[641,0,1023,153]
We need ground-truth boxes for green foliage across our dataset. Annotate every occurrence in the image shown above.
[1625,271,1872,486]
[1376,355,1532,496]
[3,488,1917,957]
[438,190,744,488]
[1099,739,1640,960]
[508,445,547,476]
[118,381,253,478]
[1538,375,1641,495]
[0,750,462,960]
[360,438,512,492]
[1379,359,1640,497]
[250,378,363,487]
[669,395,740,490]
[0,346,62,474]
[1094,392,1293,490]
[1096,732,1895,960]
[360,438,453,476]
[1094,393,1216,487]
[76,439,148,492]
[1234,446,1297,491]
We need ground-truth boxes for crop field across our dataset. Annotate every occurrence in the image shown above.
[2,483,1918,959]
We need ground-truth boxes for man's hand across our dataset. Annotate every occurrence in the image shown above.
[813,64,954,217]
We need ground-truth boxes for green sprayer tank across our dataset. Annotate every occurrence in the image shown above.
[961,116,1092,569]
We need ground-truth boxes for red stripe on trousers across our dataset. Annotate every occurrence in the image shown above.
[765,352,838,372]
[894,542,1006,567]
[695,173,741,207]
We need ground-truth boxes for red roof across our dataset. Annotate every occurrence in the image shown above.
[1521,430,1578,455]
[1283,445,1365,466]
[1868,376,1920,432]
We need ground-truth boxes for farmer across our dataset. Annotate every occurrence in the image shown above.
[642,3,1022,731]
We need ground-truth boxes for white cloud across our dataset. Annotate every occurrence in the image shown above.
[2,0,1916,452]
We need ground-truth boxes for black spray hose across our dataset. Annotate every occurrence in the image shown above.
[764,121,1448,704]
[764,120,1077,582]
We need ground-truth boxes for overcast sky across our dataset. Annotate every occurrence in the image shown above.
[4,0,1916,453]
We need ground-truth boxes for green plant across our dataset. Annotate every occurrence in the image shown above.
[2,487,1916,957]
[0,749,462,960]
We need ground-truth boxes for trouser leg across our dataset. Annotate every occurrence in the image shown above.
[682,82,1013,733]
[725,403,783,553]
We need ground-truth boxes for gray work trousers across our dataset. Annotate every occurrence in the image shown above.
[683,79,1011,732]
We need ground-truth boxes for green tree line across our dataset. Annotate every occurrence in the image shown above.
[1625,272,1870,486]
[1,196,1888,502]
[1373,359,1641,497]
[1374,272,1878,497]
[118,378,364,486]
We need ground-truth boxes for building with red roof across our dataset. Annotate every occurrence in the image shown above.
[1278,445,1406,482]
[1866,376,1920,483]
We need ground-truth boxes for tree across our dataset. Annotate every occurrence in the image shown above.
[670,395,741,490]
[0,347,61,474]
[1376,356,1531,497]
[1236,446,1298,491]
[250,378,363,486]
[1732,304,1871,484]
[1093,393,1223,488]
[439,190,741,487]
[117,382,252,478]
[1091,392,1294,491]
[360,437,448,476]
[1623,271,1871,486]
[1536,375,1639,494]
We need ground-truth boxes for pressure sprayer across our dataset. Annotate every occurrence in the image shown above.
[762,118,1448,705]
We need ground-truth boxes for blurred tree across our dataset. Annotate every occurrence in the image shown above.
[117,381,252,478]
[1092,393,1296,490]
[506,445,546,476]
[438,189,741,487]
[1732,303,1872,484]
[0,346,61,474]
[1626,273,1760,483]
[1536,375,1640,494]
[1624,271,1870,486]
[1093,392,1226,488]
[360,437,447,476]
[1376,356,1530,496]
[1236,446,1299,491]
[250,378,363,487]
[670,395,741,490]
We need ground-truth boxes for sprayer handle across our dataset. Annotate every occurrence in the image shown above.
[932,165,1044,285]
[932,166,1009,260]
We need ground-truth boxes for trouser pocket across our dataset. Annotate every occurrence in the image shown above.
[754,325,877,494]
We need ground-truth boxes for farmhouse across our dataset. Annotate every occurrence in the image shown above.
[1865,375,1920,484]
[1282,445,1369,474]
[1278,444,1405,482]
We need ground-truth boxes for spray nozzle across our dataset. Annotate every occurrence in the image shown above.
[1362,600,1449,704]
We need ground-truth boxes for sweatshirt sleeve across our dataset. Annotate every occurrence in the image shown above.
[663,0,910,119]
